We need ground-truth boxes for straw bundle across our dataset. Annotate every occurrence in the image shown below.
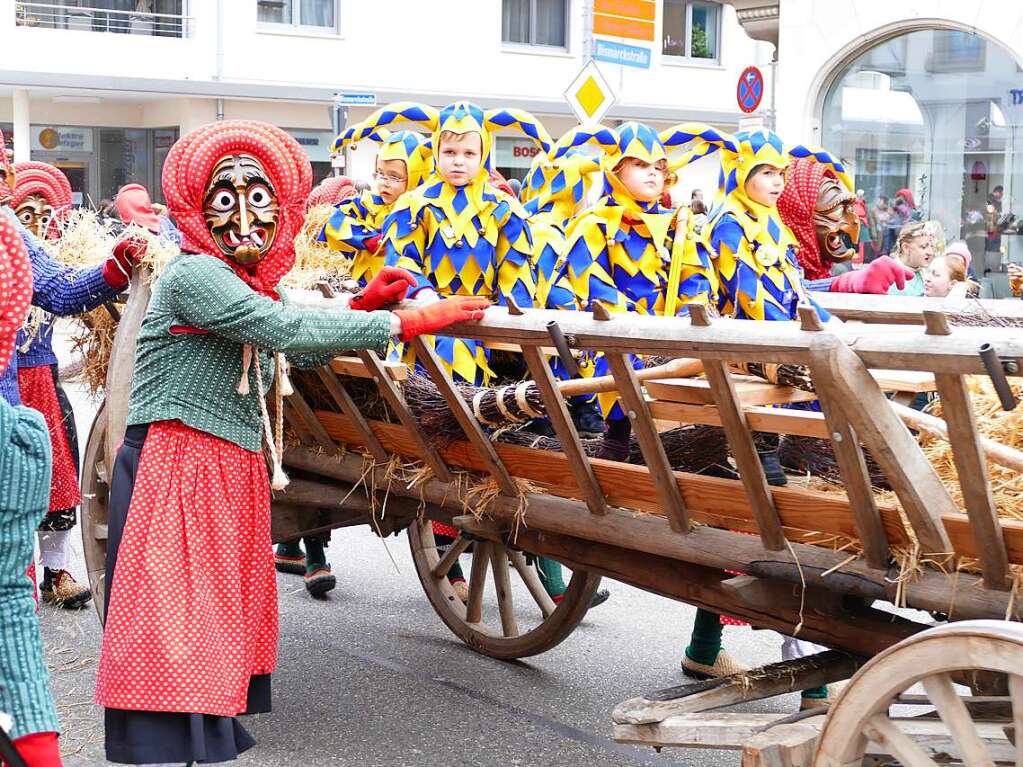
[284,204,354,291]
[68,306,119,396]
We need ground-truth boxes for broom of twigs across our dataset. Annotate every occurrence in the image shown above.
[779,435,890,490]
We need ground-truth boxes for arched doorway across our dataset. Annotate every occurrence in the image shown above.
[819,27,1022,296]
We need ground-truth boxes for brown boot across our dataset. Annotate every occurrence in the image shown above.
[41,568,92,609]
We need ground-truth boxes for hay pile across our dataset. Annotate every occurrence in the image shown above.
[69,306,118,396]
[284,204,355,291]
[922,376,1023,519]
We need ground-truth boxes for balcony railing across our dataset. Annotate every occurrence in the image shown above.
[15,2,193,38]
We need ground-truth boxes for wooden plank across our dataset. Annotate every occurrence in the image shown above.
[934,372,1010,590]
[283,403,314,446]
[521,345,607,516]
[741,722,820,767]
[310,410,911,548]
[645,376,818,406]
[314,366,389,462]
[648,400,830,438]
[330,355,407,381]
[942,515,1023,566]
[701,359,786,550]
[872,369,938,393]
[286,386,337,452]
[357,349,452,483]
[614,712,797,750]
[605,352,690,533]
[409,337,519,496]
[613,651,860,725]
[284,446,1012,621]
[815,292,1023,325]
[809,335,953,554]
[809,352,889,571]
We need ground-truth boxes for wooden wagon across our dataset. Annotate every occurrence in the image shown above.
[80,271,1023,766]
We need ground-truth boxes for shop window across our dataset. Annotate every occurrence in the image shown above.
[821,28,1023,297]
[502,0,568,49]
[662,0,719,62]
[257,0,337,32]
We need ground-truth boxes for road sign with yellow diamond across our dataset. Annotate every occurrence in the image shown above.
[564,60,616,125]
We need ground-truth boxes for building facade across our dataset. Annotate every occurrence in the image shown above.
[0,0,770,203]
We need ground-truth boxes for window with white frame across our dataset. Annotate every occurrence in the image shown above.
[502,0,568,49]
[257,0,337,32]
[662,0,720,61]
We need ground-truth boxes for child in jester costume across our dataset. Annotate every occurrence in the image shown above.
[379,101,547,386]
[320,118,434,286]
[552,122,717,460]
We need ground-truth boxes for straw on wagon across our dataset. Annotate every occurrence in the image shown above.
[283,204,356,291]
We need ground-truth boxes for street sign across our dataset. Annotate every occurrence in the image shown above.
[337,92,377,106]
[594,39,651,69]
[565,60,616,124]
[593,0,655,41]
[737,66,764,114]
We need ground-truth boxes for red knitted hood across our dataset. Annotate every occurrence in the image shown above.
[12,161,74,240]
[305,175,357,210]
[0,212,33,374]
[162,120,312,296]
[777,158,832,281]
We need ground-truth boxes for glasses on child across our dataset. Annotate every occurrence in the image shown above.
[374,172,408,186]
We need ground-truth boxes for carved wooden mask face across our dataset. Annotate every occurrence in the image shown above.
[202,153,279,266]
[814,176,860,263]
[15,193,53,238]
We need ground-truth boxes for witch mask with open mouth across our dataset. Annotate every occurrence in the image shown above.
[203,153,279,266]
[813,175,860,264]
[15,193,54,238]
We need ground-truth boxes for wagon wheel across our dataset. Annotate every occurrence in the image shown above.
[815,620,1023,766]
[408,516,602,660]
[80,402,110,623]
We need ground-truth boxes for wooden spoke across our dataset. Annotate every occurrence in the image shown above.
[921,673,996,767]
[864,713,941,767]
[489,546,519,638]
[432,535,472,579]
[1009,674,1023,767]
[508,551,557,619]
[465,541,491,624]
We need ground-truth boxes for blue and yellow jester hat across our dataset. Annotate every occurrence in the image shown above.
[342,101,552,185]
[332,119,434,191]
[521,129,602,221]
[661,123,852,249]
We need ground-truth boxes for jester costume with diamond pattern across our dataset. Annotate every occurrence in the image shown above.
[320,124,433,286]
[379,102,550,384]
[554,122,717,419]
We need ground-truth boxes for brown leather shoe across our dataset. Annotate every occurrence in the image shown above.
[41,569,92,609]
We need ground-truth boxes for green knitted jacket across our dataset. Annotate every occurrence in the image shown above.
[0,399,59,739]
[127,254,393,451]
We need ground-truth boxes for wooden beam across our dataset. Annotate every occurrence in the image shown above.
[808,334,953,554]
[521,346,607,515]
[286,385,338,452]
[934,372,1010,590]
[409,337,518,496]
[605,352,690,533]
[809,353,889,571]
[701,359,786,550]
[314,366,389,462]
[648,400,831,438]
[357,349,452,482]
[943,514,1023,567]
[816,292,1023,325]
[329,355,407,381]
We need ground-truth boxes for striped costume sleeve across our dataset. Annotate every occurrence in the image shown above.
[493,200,537,309]
[382,203,432,295]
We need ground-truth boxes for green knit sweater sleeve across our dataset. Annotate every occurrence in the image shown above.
[168,255,393,353]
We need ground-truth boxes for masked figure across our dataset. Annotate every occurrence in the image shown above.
[11,161,73,240]
[94,119,482,766]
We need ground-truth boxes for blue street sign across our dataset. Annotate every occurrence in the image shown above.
[594,39,651,69]
[337,92,377,106]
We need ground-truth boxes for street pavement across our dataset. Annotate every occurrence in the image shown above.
[42,325,802,767]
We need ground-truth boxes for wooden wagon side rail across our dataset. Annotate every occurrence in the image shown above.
[815,292,1023,325]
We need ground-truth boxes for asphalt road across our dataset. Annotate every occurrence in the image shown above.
[41,326,803,767]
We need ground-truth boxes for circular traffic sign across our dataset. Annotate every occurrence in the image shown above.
[737,66,764,114]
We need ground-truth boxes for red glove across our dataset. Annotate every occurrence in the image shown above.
[115,183,161,233]
[829,256,915,294]
[394,296,491,342]
[102,237,146,290]
[363,233,383,255]
[11,732,63,767]
[349,266,419,311]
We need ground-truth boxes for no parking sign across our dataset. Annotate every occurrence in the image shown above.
[737,66,764,114]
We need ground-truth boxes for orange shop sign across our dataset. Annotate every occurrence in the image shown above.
[593,0,655,42]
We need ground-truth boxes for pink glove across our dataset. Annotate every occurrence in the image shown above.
[115,183,161,233]
[349,266,419,311]
[829,256,915,294]
[102,237,146,289]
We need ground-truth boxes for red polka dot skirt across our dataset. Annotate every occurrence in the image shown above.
[95,420,278,717]
[17,365,80,512]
